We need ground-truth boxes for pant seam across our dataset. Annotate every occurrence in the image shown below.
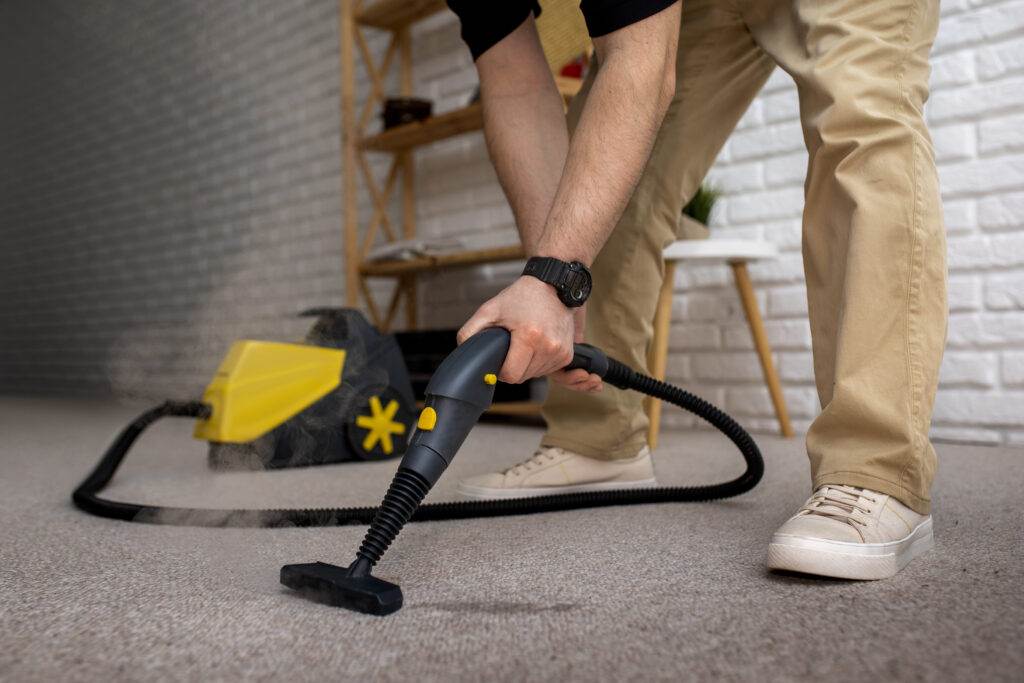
[894,0,926,499]
[604,220,655,442]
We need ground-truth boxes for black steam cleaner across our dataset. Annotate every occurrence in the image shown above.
[74,327,763,615]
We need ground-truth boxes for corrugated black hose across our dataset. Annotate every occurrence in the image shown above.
[72,357,763,528]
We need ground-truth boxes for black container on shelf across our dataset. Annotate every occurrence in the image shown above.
[381,97,433,129]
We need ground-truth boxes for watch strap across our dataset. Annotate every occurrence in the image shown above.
[522,256,591,307]
[522,257,567,285]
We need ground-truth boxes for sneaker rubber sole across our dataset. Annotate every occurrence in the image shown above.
[766,516,934,580]
[457,477,658,500]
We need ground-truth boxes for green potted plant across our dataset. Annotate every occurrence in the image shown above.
[679,183,720,240]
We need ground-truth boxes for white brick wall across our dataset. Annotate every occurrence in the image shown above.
[2,1,1022,446]
[404,1,1024,445]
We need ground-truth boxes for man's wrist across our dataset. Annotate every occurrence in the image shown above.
[532,247,592,268]
[517,273,563,302]
[532,236,594,267]
[522,257,592,308]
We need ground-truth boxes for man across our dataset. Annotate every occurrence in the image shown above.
[446,0,947,580]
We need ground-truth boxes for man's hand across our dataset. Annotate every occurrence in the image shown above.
[458,276,577,385]
[548,306,603,392]
[458,278,603,391]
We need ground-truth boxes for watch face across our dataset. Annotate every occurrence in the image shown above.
[565,263,592,306]
[572,277,591,302]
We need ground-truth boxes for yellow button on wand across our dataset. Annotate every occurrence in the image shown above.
[417,407,437,431]
[483,373,497,385]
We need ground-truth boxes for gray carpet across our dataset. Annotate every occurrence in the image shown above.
[1,395,1022,682]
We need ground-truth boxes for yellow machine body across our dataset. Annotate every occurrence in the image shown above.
[194,340,346,443]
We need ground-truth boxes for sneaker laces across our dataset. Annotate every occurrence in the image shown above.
[799,484,879,528]
[505,449,560,476]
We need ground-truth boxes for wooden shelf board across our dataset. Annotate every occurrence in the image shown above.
[360,78,581,153]
[361,102,483,152]
[416,400,542,417]
[361,244,526,277]
[486,401,543,417]
[356,0,445,30]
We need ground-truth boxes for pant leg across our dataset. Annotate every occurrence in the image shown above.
[541,0,776,459]
[746,0,947,513]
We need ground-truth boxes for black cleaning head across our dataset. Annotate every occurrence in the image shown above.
[280,562,402,616]
[279,467,431,616]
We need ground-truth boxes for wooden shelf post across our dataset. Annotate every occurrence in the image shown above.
[341,0,359,307]
[398,26,416,330]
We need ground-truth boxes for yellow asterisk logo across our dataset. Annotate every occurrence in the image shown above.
[355,396,406,455]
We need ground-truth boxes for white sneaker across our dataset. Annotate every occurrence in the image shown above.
[767,484,934,580]
[457,446,657,500]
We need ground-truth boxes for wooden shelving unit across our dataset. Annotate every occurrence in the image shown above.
[419,400,544,417]
[355,0,445,31]
[486,401,545,417]
[360,244,527,277]
[360,101,484,153]
[340,0,581,330]
[340,0,582,416]
[360,77,581,154]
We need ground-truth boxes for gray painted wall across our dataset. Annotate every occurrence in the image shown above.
[1,0,348,399]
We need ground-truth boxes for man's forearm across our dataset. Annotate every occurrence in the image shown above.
[456,2,681,383]
[476,18,569,254]
[535,13,679,266]
[475,5,679,263]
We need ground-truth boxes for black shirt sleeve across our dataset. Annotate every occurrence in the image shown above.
[447,0,680,61]
[446,1,542,61]
[579,0,680,37]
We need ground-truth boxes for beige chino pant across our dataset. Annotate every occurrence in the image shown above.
[541,0,948,514]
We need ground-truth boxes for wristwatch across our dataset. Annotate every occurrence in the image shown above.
[522,257,593,308]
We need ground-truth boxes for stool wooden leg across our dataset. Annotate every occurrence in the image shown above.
[646,260,677,450]
[730,261,794,437]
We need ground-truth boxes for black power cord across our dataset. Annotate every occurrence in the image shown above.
[72,357,763,528]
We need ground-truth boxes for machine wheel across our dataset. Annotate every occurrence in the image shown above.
[346,386,414,460]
